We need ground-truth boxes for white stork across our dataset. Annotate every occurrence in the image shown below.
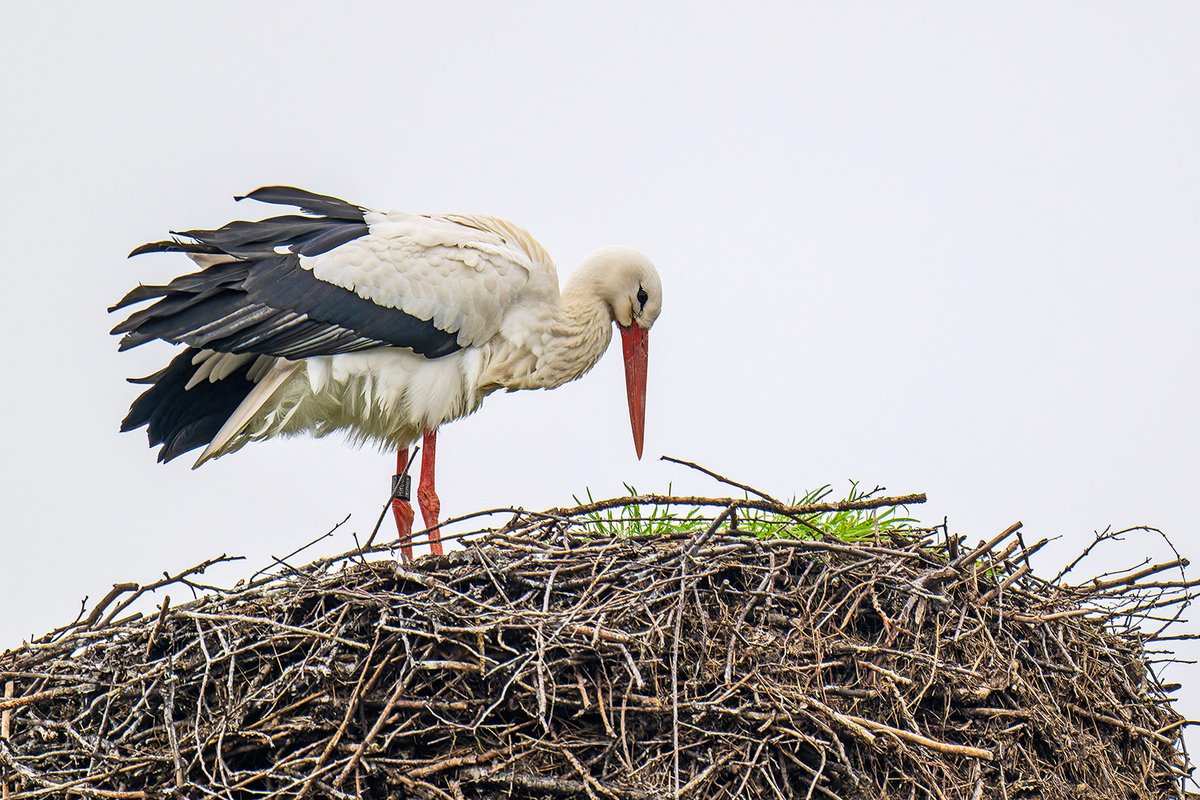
[112,187,662,558]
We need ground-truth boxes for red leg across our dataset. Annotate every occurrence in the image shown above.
[391,447,415,561]
[417,429,443,556]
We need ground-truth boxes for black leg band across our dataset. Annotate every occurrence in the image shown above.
[392,474,411,501]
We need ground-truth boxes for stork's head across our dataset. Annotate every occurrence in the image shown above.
[575,245,662,460]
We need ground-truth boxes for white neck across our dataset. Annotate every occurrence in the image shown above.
[478,262,616,392]
[537,283,614,388]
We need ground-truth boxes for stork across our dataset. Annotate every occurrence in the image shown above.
[112,187,662,558]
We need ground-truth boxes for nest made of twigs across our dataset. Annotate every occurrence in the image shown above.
[0,489,1195,799]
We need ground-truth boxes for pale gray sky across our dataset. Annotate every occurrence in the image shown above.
[2,0,1197,761]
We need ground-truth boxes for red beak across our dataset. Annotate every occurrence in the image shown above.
[619,324,649,459]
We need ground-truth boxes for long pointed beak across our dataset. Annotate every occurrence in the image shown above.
[619,324,649,459]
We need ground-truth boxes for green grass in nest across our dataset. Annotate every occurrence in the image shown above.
[577,481,920,542]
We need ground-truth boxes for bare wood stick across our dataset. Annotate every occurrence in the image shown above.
[978,564,1031,605]
[406,747,512,779]
[1,681,11,738]
[550,492,927,520]
[760,538,922,560]
[459,767,658,800]
[0,684,91,712]
[83,584,139,628]
[251,513,351,582]
[334,667,417,786]
[1052,525,1166,583]
[2,680,11,800]
[1084,558,1189,592]
[677,752,734,797]
[143,597,171,658]
[297,627,386,800]
[0,753,152,799]
[951,522,1023,569]
[564,623,634,645]
[660,455,785,505]
[1067,704,1174,746]
[838,713,994,760]
[683,503,737,559]
[175,611,368,650]
[99,554,245,627]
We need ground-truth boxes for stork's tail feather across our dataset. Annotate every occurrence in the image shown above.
[122,348,260,463]
[193,360,300,467]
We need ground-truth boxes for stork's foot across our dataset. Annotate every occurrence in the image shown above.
[417,484,442,555]
[418,429,444,556]
[391,497,415,561]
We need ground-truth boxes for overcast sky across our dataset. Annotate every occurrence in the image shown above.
[2,0,1197,763]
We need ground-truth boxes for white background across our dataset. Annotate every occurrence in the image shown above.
[2,1,1196,770]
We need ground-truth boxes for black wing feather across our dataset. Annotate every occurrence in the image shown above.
[179,216,368,259]
[234,186,368,221]
[113,187,461,360]
[115,186,465,461]
[121,348,260,462]
[129,239,223,258]
[241,255,463,358]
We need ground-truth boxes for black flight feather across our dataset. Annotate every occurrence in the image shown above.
[128,239,224,258]
[121,348,259,462]
[234,186,368,221]
[114,188,461,359]
[115,187,467,456]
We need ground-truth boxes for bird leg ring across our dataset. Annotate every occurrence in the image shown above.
[391,447,415,561]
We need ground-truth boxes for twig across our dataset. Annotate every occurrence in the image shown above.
[83,584,139,628]
[0,484,1189,800]
[1084,558,1189,592]
[251,513,351,582]
[838,713,994,760]
[0,685,92,712]
[660,455,784,505]
[951,522,1023,570]
[2,680,11,800]
[552,492,927,520]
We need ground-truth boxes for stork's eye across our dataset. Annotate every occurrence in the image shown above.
[636,287,648,309]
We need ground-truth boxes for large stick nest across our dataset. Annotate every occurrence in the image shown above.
[0,489,1195,799]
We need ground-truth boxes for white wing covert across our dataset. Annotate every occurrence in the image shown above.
[299,210,544,349]
[111,188,549,362]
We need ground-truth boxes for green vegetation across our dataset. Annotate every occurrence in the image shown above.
[577,482,920,542]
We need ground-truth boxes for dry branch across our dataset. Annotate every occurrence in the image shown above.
[0,492,1194,800]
